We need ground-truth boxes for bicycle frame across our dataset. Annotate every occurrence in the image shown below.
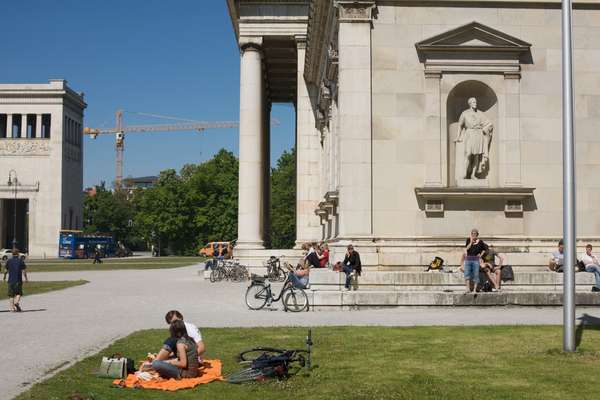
[253,274,292,304]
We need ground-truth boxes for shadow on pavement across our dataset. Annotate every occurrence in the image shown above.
[576,313,600,348]
[0,309,47,313]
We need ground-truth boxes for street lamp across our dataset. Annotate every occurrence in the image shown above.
[7,170,18,250]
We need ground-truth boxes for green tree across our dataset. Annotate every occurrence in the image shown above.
[83,183,133,244]
[270,148,296,249]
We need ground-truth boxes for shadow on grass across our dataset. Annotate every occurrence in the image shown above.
[575,313,600,348]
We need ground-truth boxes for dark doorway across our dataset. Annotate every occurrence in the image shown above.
[2,199,29,251]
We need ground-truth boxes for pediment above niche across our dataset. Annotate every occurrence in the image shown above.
[415,22,532,76]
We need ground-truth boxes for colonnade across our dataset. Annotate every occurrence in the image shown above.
[1,113,50,139]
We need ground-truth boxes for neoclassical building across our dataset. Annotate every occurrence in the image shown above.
[228,0,600,267]
[0,80,86,257]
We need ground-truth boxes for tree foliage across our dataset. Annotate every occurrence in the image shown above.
[84,147,297,254]
[270,148,296,249]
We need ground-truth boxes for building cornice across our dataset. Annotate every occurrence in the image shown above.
[377,0,600,6]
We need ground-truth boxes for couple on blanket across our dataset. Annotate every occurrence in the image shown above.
[141,310,206,380]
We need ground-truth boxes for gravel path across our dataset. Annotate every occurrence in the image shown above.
[1,263,598,400]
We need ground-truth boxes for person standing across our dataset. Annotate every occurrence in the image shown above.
[342,244,362,291]
[581,244,600,292]
[3,249,28,312]
[463,229,487,293]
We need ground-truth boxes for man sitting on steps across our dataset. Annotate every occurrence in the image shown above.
[549,239,565,272]
[581,244,600,293]
[342,244,362,291]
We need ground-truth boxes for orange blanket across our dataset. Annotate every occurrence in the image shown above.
[113,359,223,391]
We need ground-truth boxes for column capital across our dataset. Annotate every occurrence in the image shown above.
[295,35,307,50]
[335,1,377,23]
[424,71,442,80]
[504,72,521,80]
[239,36,263,52]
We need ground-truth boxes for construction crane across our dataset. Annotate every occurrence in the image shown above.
[84,110,239,188]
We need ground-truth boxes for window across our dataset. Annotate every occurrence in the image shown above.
[0,114,6,138]
[12,114,22,138]
[27,114,36,138]
[41,114,51,138]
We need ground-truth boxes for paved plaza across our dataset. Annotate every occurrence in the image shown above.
[1,262,599,399]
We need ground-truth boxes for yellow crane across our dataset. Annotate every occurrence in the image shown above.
[84,109,239,188]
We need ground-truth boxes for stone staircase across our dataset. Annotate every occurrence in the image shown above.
[306,269,600,309]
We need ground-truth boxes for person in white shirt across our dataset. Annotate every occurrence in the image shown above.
[157,310,205,360]
[581,244,600,292]
[549,239,565,272]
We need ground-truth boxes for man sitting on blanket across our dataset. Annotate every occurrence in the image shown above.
[155,310,205,362]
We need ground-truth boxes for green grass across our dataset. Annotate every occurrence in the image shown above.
[22,257,202,272]
[15,325,600,400]
[0,280,88,299]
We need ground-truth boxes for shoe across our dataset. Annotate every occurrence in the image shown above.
[343,287,350,291]
[15,303,22,312]
[592,286,600,292]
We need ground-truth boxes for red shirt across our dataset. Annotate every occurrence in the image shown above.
[319,250,329,268]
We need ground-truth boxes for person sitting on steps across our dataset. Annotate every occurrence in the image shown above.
[549,239,565,272]
[480,244,504,292]
[287,243,311,289]
[581,244,600,293]
[343,244,362,291]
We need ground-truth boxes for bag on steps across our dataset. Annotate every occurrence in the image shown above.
[500,265,514,282]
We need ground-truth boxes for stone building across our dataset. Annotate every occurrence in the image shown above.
[0,80,86,257]
[228,1,600,267]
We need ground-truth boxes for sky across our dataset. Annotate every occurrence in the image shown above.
[0,0,295,187]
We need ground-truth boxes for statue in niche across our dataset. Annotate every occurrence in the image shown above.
[454,97,493,179]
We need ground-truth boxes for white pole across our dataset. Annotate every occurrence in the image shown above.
[561,0,576,352]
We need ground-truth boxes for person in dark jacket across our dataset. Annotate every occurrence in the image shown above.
[3,249,28,312]
[342,244,361,290]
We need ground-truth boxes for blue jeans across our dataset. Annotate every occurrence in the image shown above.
[288,272,308,289]
[464,259,480,284]
[586,264,600,288]
[152,360,181,379]
[343,265,354,288]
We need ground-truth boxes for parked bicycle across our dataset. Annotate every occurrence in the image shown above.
[245,272,309,312]
[265,256,287,282]
[227,329,313,383]
[210,259,249,282]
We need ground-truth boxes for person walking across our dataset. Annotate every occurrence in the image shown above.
[93,247,103,264]
[3,249,28,312]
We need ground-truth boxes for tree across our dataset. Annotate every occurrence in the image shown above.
[83,183,134,244]
[270,148,296,249]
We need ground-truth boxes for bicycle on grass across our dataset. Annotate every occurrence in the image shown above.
[245,272,309,312]
[227,329,313,383]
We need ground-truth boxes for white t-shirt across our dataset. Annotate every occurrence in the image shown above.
[185,321,203,343]
[581,253,600,267]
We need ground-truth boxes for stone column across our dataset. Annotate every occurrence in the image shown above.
[0,200,5,248]
[21,114,27,138]
[502,73,522,186]
[295,35,322,246]
[6,114,12,138]
[237,37,266,249]
[35,114,42,139]
[335,1,375,237]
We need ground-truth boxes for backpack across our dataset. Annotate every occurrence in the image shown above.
[500,265,514,282]
[426,257,444,271]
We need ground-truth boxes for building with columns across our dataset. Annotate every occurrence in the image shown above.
[228,1,600,268]
[0,80,86,257]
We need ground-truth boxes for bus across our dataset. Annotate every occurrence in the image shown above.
[59,230,116,259]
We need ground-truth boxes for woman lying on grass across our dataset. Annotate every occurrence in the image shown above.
[145,320,200,379]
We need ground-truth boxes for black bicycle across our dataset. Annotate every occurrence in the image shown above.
[265,256,287,282]
[227,329,313,384]
[245,273,309,312]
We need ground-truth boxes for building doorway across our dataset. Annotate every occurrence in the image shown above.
[1,199,29,251]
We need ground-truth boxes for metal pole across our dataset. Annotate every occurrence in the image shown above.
[13,176,17,250]
[561,0,576,352]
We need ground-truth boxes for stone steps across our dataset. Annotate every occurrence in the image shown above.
[308,290,600,309]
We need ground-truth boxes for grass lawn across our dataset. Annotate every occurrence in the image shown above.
[15,325,600,400]
[0,280,88,299]
[23,257,202,272]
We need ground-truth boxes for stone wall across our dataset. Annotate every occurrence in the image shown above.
[371,4,600,242]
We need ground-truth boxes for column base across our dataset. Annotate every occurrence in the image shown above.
[235,241,265,250]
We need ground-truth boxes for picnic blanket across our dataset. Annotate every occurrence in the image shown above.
[113,359,223,391]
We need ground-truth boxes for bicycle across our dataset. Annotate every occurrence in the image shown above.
[245,272,309,312]
[210,259,249,282]
[227,329,313,384]
[265,256,287,282]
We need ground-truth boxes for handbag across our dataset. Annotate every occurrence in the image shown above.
[500,265,514,282]
[98,354,130,379]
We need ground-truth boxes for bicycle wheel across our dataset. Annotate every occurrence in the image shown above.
[226,367,265,384]
[209,268,219,283]
[237,347,287,363]
[276,267,287,282]
[282,287,309,312]
[245,283,269,310]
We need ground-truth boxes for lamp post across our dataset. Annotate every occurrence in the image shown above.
[7,170,18,250]
[561,0,576,352]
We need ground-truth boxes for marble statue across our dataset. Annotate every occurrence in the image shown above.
[455,97,493,179]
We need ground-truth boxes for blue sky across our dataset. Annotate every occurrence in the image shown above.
[0,0,295,187]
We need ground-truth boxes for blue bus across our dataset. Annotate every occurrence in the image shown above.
[59,230,116,259]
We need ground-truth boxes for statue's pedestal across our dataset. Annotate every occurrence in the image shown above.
[456,178,490,188]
